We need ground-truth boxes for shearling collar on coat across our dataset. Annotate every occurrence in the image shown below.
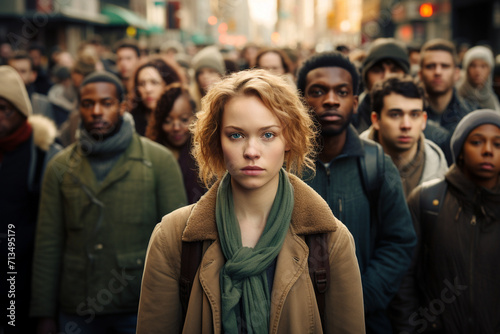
[182,173,338,242]
[28,114,57,151]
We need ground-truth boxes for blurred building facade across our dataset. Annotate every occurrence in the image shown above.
[0,0,498,57]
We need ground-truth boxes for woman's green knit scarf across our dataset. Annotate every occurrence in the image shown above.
[216,168,294,333]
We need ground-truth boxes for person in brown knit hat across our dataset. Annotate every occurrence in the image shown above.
[0,65,60,334]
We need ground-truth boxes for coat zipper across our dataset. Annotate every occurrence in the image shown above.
[468,214,477,331]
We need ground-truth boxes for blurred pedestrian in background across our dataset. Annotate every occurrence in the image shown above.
[146,86,206,204]
[189,45,226,111]
[0,65,60,334]
[255,47,296,87]
[30,71,186,334]
[129,56,183,135]
[458,45,500,110]
[354,38,410,133]
[419,39,477,164]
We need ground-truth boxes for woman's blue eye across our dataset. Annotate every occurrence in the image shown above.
[230,133,242,139]
[264,132,274,139]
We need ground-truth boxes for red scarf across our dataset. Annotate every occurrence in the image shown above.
[0,121,32,162]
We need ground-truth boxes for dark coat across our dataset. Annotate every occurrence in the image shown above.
[303,126,416,333]
[0,115,60,333]
[392,165,500,333]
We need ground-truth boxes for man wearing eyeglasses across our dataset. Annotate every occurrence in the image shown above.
[30,71,187,333]
[0,65,60,334]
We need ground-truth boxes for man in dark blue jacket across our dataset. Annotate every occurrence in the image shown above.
[297,52,416,333]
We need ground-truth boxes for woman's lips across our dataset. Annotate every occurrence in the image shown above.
[241,166,264,176]
[479,163,494,171]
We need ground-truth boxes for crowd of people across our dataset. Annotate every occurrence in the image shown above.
[1,34,499,334]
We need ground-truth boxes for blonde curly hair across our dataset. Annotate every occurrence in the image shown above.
[191,69,317,187]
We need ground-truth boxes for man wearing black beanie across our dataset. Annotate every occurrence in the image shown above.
[354,38,410,134]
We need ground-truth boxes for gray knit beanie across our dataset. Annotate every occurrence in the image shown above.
[462,46,494,71]
[361,38,409,87]
[450,109,500,163]
[192,45,226,76]
[0,65,32,117]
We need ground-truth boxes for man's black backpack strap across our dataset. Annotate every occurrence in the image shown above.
[179,233,330,330]
[358,139,385,250]
[179,240,203,330]
[305,233,330,331]
[358,139,385,203]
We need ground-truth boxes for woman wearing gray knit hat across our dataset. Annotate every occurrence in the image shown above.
[189,45,226,111]
[391,108,500,334]
[458,46,500,111]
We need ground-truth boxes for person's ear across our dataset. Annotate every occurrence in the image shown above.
[119,100,127,117]
[284,140,291,152]
[421,111,428,131]
[371,111,380,131]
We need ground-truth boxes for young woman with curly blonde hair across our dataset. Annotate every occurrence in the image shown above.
[137,69,365,333]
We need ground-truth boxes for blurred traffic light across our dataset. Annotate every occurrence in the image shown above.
[419,3,434,18]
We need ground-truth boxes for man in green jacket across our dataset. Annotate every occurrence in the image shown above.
[30,71,187,333]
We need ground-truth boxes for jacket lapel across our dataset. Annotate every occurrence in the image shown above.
[269,230,309,331]
[198,240,224,333]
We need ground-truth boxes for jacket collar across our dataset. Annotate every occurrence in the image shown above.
[445,164,500,220]
[66,133,146,194]
[182,173,338,242]
[338,125,365,159]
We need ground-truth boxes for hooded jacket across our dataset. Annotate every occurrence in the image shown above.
[137,173,365,333]
[360,126,448,190]
[392,165,500,333]
[0,114,60,332]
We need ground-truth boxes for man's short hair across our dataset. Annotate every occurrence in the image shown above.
[371,75,424,115]
[114,39,140,58]
[420,38,458,67]
[296,52,360,96]
[8,50,34,70]
[28,43,46,54]
[79,71,125,102]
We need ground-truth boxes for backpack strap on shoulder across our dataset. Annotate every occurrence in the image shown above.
[180,240,203,329]
[358,139,385,251]
[358,139,384,204]
[305,233,330,331]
